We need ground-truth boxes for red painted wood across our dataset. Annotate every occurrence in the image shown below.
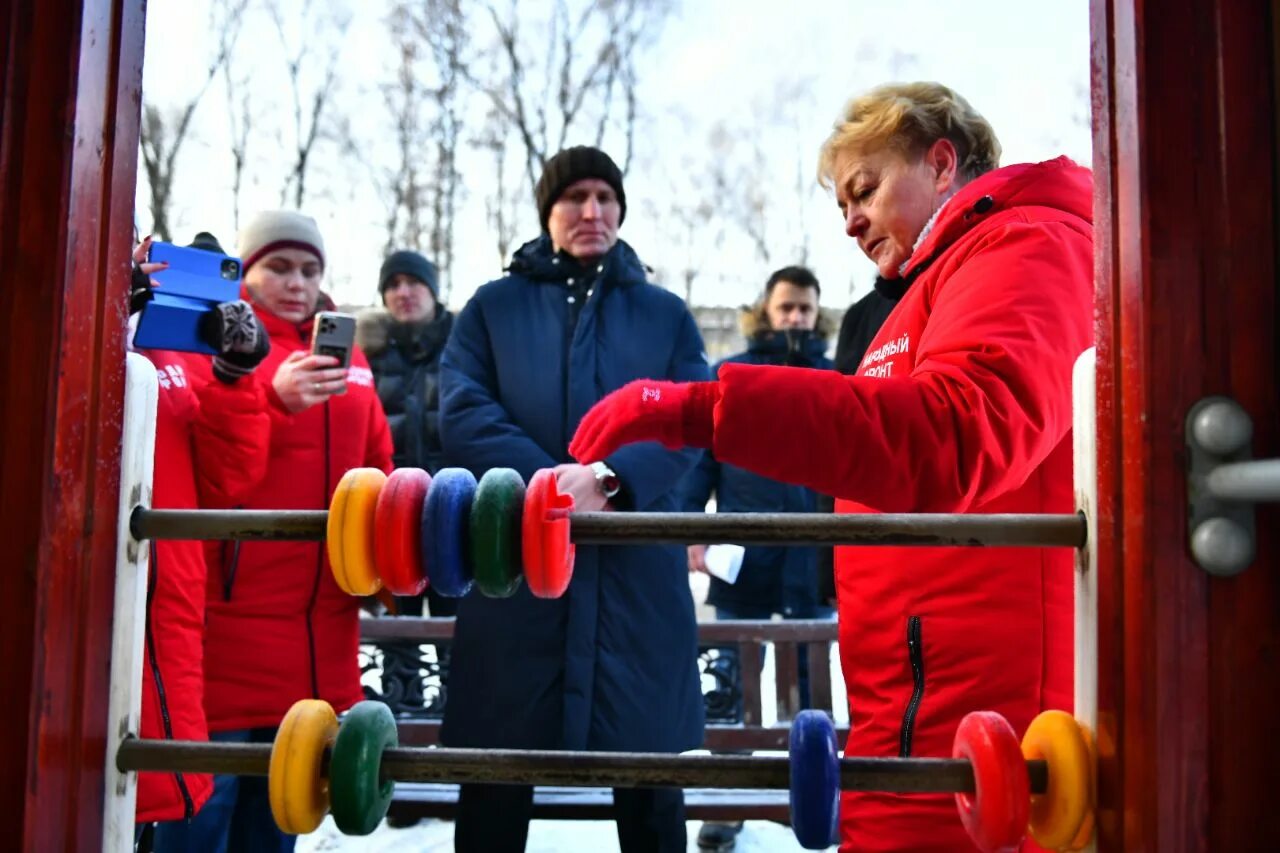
[1093,0,1280,849]
[0,0,143,848]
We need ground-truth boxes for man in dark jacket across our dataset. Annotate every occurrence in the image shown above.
[439,146,709,852]
[678,265,835,853]
[356,250,457,619]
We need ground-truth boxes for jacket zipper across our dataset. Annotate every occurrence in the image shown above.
[146,543,196,818]
[303,401,329,699]
[221,525,242,602]
[899,615,925,757]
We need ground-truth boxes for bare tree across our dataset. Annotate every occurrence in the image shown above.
[469,0,673,195]
[222,63,254,233]
[269,0,349,209]
[474,108,521,268]
[138,0,248,239]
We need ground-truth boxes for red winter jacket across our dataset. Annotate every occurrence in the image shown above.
[711,158,1093,852]
[136,350,270,823]
[189,293,393,732]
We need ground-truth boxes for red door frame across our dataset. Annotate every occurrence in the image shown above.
[2,0,1278,849]
[1092,0,1280,848]
[0,0,144,848]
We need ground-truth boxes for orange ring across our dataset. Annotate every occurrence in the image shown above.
[268,698,338,834]
[1021,710,1091,849]
[327,467,387,595]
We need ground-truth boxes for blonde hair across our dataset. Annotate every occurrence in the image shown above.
[817,82,1001,188]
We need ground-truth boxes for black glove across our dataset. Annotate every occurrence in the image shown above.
[199,300,270,384]
[129,264,155,315]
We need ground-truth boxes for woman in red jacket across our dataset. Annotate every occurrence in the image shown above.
[156,212,393,853]
[572,82,1092,852]
[128,234,273,831]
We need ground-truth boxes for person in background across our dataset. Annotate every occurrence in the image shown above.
[439,146,710,853]
[355,249,457,618]
[156,211,393,853]
[570,82,1093,852]
[678,264,835,853]
[127,232,271,845]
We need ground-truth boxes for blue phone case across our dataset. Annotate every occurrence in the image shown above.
[134,241,243,354]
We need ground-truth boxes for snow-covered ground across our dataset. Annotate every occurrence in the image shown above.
[297,815,832,852]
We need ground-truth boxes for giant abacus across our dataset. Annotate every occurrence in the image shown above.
[103,349,1101,852]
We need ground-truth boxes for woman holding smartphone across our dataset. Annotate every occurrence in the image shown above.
[159,211,393,853]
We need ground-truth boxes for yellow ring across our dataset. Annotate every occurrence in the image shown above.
[327,468,387,595]
[269,699,339,835]
[1064,723,1097,850]
[1021,710,1091,849]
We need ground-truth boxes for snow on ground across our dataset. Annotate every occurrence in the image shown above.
[297,815,832,852]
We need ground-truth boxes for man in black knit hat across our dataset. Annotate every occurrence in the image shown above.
[439,146,708,852]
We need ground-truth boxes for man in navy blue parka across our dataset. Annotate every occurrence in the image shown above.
[439,146,709,852]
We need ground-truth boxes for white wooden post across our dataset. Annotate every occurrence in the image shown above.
[102,352,158,852]
[1072,346,1098,853]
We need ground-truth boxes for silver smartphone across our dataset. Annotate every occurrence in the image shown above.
[311,311,357,370]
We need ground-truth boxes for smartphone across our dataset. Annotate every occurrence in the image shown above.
[311,311,356,370]
[147,241,242,301]
[133,241,242,354]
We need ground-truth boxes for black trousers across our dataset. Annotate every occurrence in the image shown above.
[455,782,686,852]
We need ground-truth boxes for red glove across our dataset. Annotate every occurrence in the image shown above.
[570,379,720,463]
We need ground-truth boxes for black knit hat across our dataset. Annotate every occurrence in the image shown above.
[188,231,226,254]
[379,250,439,300]
[534,146,627,231]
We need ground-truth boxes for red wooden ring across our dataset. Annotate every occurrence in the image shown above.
[521,468,575,598]
[374,468,432,596]
[952,710,1030,853]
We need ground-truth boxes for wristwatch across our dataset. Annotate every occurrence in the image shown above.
[589,461,621,500]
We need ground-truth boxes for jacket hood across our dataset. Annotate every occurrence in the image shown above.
[507,234,650,286]
[355,304,450,357]
[904,156,1092,280]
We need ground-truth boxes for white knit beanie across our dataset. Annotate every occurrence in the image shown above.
[238,210,326,273]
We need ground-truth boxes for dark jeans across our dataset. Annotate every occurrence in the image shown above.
[152,728,295,853]
[455,782,686,852]
[712,603,836,720]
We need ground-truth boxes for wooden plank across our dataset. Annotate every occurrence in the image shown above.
[386,783,792,823]
[773,642,799,723]
[101,355,157,853]
[358,617,840,644]
[806,642,833,714]
[738,641,763,728]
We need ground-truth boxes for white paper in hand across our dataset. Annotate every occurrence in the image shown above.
[704,544,746,584]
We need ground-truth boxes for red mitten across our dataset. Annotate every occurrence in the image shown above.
[570,379,720,463]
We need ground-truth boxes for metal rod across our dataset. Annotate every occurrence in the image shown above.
[131,507,1085,549]
[1205,459,1280,503]
[115,738,1048,794]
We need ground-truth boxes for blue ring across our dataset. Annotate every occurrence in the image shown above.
[789,709,840,849]
[421,467,477,597]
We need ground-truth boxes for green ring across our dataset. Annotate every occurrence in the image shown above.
[470,467,526,598]
[329,700,398,835]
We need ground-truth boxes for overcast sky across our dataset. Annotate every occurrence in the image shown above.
[138,0,1091,310]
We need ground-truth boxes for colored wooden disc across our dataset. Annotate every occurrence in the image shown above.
[421,467,477,597]
[374,467,432,596]
[327,468,387,596]
[470,467,526,598]
[521,468,575,599]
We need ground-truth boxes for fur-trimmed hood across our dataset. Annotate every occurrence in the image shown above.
[738,300,836,340]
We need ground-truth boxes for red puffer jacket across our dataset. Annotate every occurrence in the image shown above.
[188,293,393,732]
[136,350,270,823]
[711,158,1093,852]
